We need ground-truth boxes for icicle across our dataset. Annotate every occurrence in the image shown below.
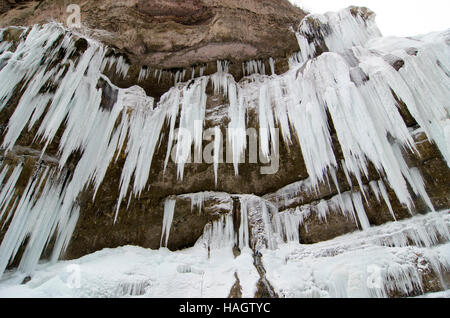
[138,67,150,82]
[188,193,204,214]
[275,210,302,243]
[269,57,275,76]
[213,126,221,186]
[115,278,150,297]
[0,24,70,112]
[258,83,277,160]
[352,192,371,230]
[174,70,184,85]
[369,181,381,202]
[158,70,163,83]
[284,64,338,190]
[174,77,208,180]
[115,89,163,220]
[409,168,434,212]
[315,200,329,223]
[339,192,359,225]
[199,214,235,250]
[378,180,397,221]
[162,88,181,174]
[0,166,80,278]
[227,77,246,176]
[115,56,130,78]
[0,164,23,221]
[341,160,353,188]
[217,60,229,73]
[238,197,250,249]
[262,202,277,250]
[243,60,266,76]
[160,198,176,248]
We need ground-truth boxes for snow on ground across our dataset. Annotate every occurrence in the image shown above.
[414,290,450,298]
[0,246,259,298]
[263,211,450,298]
[0,211,448,298]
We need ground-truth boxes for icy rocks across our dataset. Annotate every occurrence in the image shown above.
[0,5,448,296]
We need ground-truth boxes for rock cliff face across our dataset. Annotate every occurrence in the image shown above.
[0,0,309,259]
[0,0,305,98]
[0,0,304,65]
[0,1,449,298]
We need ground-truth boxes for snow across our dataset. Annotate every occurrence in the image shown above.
[415,290,450,298]
[0,210,447,298]
[263,211,450,298]
[0,246,260,298]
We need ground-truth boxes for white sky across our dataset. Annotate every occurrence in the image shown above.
[289,0,450,36]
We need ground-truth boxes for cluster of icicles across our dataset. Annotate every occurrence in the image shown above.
[161,193,279,252]
[0,7,449,278]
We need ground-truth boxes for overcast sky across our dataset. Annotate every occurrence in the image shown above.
[289,0,450,37]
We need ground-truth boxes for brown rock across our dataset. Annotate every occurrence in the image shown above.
[228,273,243,298]
[0,0,305,69]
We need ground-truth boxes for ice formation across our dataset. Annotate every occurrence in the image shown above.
[160,199,176,248]
[138,67,150,82]
[194,195,278,251]
[264,212,450,298]
[243,60,266,77]
[295,7,382,64]
[272,188,377,234]
[0,6,448,293]
[0,165,79,277]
